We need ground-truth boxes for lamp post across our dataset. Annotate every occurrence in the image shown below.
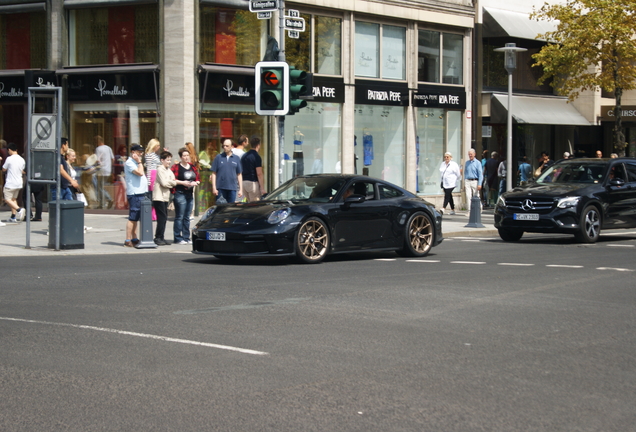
[494,43,527,192]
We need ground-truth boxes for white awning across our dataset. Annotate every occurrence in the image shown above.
[491,94,591,126]
[483,7,556,41]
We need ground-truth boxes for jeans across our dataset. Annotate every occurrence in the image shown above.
[173,191,193,242]
[51,187,73,201]
[218,189,237,203]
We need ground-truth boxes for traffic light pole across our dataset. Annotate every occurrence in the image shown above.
[277,0,285,186]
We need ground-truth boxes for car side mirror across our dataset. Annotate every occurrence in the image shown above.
[343,194,365,209]
[608,178,625,187]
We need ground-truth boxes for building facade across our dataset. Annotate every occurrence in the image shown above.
[0,0,474,212]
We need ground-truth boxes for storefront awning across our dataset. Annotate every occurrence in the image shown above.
[491,94,591,126]
[483,7,556,41]
[63,0,157,9]
[56,64,159,75]
[0,2,46,13]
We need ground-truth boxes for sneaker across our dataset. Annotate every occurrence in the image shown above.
[185,239,193,245]
[189,216,195,221]
[175,240,188,245]
[439,208,444,215]
[450,210,456,215]
[16,208,26,221]
[124,240,134,247]
[0,221,5,227]
[7,217,18,224]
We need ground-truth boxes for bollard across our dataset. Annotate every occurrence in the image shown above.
[464,195,485,228]
[136,196,157,249]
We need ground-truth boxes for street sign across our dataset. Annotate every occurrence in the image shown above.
[288,30,299,39]
[284,16,305,32]
[249,0,278,13]
[257,11,272,19]
[287,9,300,18]
[31,114,57,150]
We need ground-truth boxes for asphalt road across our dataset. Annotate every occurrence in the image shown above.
[1,232,636,431]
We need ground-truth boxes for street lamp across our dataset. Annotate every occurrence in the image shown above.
[494,43,527,192]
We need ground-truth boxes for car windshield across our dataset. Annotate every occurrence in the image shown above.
[265,176,347,202]
[537,161,608,184]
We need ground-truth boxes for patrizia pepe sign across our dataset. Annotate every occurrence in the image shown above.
[413,85,466,109]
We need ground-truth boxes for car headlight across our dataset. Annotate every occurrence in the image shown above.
[496,195,506,207]
[201,206,217,221]
[267,208,291,224]
[557,196,580,209]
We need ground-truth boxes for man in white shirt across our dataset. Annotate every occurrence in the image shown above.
[94,135,114,209]
[232,134,247,159]
[2,143,26,223]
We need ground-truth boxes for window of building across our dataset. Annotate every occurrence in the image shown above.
[200,7,265,66]
[0,11,46,69]
[354,105,405,187]
[416,108,462,195]
[285,13,342,75]
[69,5,158,65]
[283,102,342,181]
[355,21,406,80]
[418,30,463,85]
[483,41,551,92]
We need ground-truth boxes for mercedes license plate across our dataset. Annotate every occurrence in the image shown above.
[207,232,226,241]
[514,213,539,221]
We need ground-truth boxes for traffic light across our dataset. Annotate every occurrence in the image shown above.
[255,61,289,116]
[288,67,310,115]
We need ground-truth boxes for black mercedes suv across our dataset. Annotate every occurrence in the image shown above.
[494,157,636,243]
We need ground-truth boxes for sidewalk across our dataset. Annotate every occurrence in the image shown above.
[0,209,497,257]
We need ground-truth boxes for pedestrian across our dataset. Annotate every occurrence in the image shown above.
[497,158,507,196]
[485,151,499,206]
[94,135,114,209]
[144,138,161,193]
[123,144,148,247]
[439,152,460,215]
[21,151,45,221]
[2,142,26,223]
[51,138,79,202]
[463,148,483,214]
[152,151,177,246]
[170,147,200,245]
[480,149,489,205]
[610,153,618,159]
[535,151,554,177]
[517,156,532,187]
[596,150,603,158]
[232,134,247,159]
[211,138,243,204]
[242,136,266,202]
[184,141,199,220]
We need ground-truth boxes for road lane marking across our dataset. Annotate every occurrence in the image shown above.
[546,265,584,268]
[498,263,535,266]
[374,258,396,261]
[406,259,441,263]
[174,297,310,314]
[596,267,634,272]
[0,317,268,356]
[450,261,486,265]
[606,244,635,248]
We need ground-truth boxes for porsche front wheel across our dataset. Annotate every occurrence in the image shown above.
[295,217,330,264]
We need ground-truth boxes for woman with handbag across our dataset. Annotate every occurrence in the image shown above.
[439,152,461,215]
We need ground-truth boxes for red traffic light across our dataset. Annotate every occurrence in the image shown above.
[262,71,280,87]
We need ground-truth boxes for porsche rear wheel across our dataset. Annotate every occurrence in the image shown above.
[399,212,433,257]
[295,217,330,264]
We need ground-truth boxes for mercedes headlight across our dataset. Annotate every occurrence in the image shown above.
[496,195,506,207]
[267,208,291,224]
[557,196,580,209]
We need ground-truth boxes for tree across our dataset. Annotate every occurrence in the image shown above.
[531,0,636,154]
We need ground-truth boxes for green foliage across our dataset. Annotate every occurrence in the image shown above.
[531,0,636,150]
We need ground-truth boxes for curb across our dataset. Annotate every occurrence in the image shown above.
[443,229,498,238]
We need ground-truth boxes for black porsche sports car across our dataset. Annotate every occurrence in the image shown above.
[192,174,443,263]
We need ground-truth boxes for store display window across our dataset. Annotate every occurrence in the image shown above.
[418,30,463,85]
[0,11,46,69]
[354,105,405,187]
[282,102,342,182]
[69,4,158,65]
[416,108,462,195]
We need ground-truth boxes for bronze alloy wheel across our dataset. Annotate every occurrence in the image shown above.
[296,217,330,263]
[398,212,433,257]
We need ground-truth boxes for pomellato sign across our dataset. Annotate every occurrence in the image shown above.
[67,72,156,101]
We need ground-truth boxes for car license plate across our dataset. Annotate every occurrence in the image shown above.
[207,232,226,241]
[514,213,539,221]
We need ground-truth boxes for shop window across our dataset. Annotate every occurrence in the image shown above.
[200,7,264,66]
[416,108,462,195]
[0,11,46,69]
[355,22,406,81]
[283,102,342,182]
[285,14,342,75]
[483,42,551,92]
[418,30,463,85]
[69,5,158,65]
[354,105,405,187]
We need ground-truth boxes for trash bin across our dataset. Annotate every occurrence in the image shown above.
[48,200,85,249]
